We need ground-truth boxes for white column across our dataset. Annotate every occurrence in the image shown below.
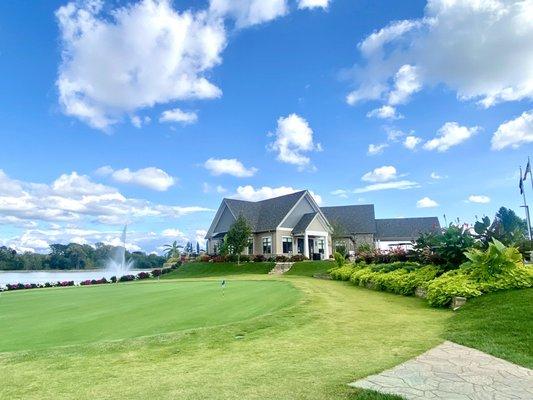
[323,236,329,259]
[304,232,309,258]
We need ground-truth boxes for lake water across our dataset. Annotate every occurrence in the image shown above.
[0,270,151,286]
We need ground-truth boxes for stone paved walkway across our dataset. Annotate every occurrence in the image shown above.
[349,341,533,399]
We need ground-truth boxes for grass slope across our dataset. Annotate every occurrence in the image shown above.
[162,261,274,278]
[0,280,298,352]
[446,288,533,368]
[0,276,447,399]
[284,260,335,277]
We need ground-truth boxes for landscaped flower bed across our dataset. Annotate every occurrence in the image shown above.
[0,267,176,292]
[329,240,533,307]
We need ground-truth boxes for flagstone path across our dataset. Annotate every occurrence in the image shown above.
[349,341,533,399]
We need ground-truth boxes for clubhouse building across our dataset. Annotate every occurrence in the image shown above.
[205,190,440,259]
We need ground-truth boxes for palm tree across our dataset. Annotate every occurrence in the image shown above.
[163,241,182,259]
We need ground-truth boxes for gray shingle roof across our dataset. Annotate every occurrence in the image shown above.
[375,217,441,241]
[224,190,306,232]
[320,205,376,234]
[292,212,318,234]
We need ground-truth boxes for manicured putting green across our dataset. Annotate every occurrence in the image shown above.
[0,280,299,352]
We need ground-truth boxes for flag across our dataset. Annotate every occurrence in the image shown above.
[221,279,226,288]
[520,175,524,195]
[524,158,531,180]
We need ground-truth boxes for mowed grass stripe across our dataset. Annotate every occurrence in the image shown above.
[0,280,299,352]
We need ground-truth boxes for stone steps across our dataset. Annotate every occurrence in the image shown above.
[268,262,294,275]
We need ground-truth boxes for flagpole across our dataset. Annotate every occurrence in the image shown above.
[529,156,533,190]
[520,166,532,240]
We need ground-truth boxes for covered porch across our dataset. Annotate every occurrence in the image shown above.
[292,231,329,259]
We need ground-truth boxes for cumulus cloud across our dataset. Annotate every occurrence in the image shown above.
[362,165,398,182]
[130,115,151,128]
[403,135,422,150]
[468,195,491,204]
[56,0,226,130]
[366,105,403,120]
[367,143,388,155]
[268,113,322,170]
[346,0,533,108]
[491,110,533,150]
[96,166,176,191]
[202,182,227,194]
[0,170,211,226]
[298,0,330,10]
[354,180,420,193]
[0,226,208,254]
[232,185,322,204]
[204,158,257,177]
[423,122,479,152]
[159,108,198,125]
[416,197,438,208]
[209,0,288,28]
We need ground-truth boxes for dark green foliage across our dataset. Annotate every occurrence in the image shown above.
[0,243,165,270]
[414,225,475,269]
[474,207,528,247]
[225,214,252,264]
[163,241,182,258]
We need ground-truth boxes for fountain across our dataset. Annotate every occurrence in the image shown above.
[106,225,134,279]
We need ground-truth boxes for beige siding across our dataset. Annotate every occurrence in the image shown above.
[307,216,328,232]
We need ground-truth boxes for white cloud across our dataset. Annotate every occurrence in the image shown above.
[491,110,533,150]
[298,0,330,10]
[416,197,438,208]
[268,113,322,170]
[209,0,288,28]
[159,108,198,125]
[366,105,403,120]
[346,0,533,108]
[203,182,228,194]
[386,128,406,142]
[367,143,388,155]
[56,0,226,130]
[130,115,151,128]
[468,195,491,204]
[430,172,445,180]
[403,135,422,150]
[388,64,421,105]
[362,165,398,182]
[232,185,322,204]
[354,180,420,193]
[161,228,187,238]
[423,122,479,152]
[204,158,258,177]
[0,170,211,226]
[331,189,349,199]
[97,166,176,191]
[195,229,208,245]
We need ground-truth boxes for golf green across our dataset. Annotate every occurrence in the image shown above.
[0,280,299,352]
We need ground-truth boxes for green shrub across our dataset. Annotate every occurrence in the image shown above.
[426,271,483,307]
[333,251,344,267]
[329,265,357,281]
[426,240,533,307]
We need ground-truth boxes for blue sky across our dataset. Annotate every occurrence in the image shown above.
[0,0,532,253]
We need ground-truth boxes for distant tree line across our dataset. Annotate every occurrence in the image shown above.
[0,242,165,271]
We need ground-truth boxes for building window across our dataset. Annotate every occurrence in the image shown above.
[282,237,293,254]
[247,238,254,254]
[262,237,272,254]
[317,239,325,254]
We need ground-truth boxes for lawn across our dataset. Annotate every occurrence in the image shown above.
[0,267,448,399]
[161,261,274,278]
[284,260,335,276]
[445,288,533,368]
[0,280,298,352]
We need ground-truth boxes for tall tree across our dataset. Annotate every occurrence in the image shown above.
[474,207,527,247]
[196,241,200,254]
[225,214,252,265]
[163,241,182,259]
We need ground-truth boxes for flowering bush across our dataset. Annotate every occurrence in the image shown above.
[289,254,307,262]
[118,274,135,282]
[137,271,150,280]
